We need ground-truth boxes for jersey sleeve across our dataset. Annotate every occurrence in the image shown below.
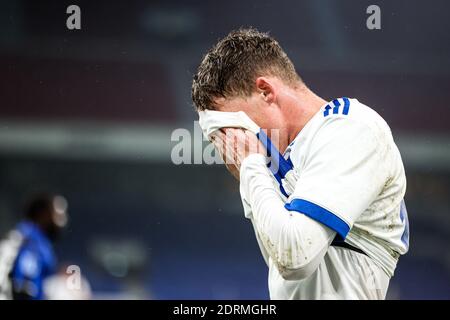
[285,116,387,240]
[11,245,44,299]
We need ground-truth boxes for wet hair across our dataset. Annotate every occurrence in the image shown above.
[192,27,301,111]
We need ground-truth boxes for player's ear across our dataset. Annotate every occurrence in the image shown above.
[256,77,276,104]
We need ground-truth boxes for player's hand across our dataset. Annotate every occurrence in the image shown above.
[211,128,266,181]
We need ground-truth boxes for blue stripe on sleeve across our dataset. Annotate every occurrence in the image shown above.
[285,199,350,239]
[342,97,350,115]
[332,99,341,114]
[323,105,332,117]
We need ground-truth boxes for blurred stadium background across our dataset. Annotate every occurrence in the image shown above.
[0,0,449,299]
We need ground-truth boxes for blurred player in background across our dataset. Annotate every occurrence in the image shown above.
[192,28,410,299]
[0,193,68,300]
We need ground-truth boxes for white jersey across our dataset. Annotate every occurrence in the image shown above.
[198,97,409,299]
[242,98,409,299]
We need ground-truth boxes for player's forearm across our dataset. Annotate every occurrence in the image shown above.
[240,154,335,280]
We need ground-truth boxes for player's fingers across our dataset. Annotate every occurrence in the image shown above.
[215,130,234,166]
[212,131,231,159]
[219,129,237,163]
